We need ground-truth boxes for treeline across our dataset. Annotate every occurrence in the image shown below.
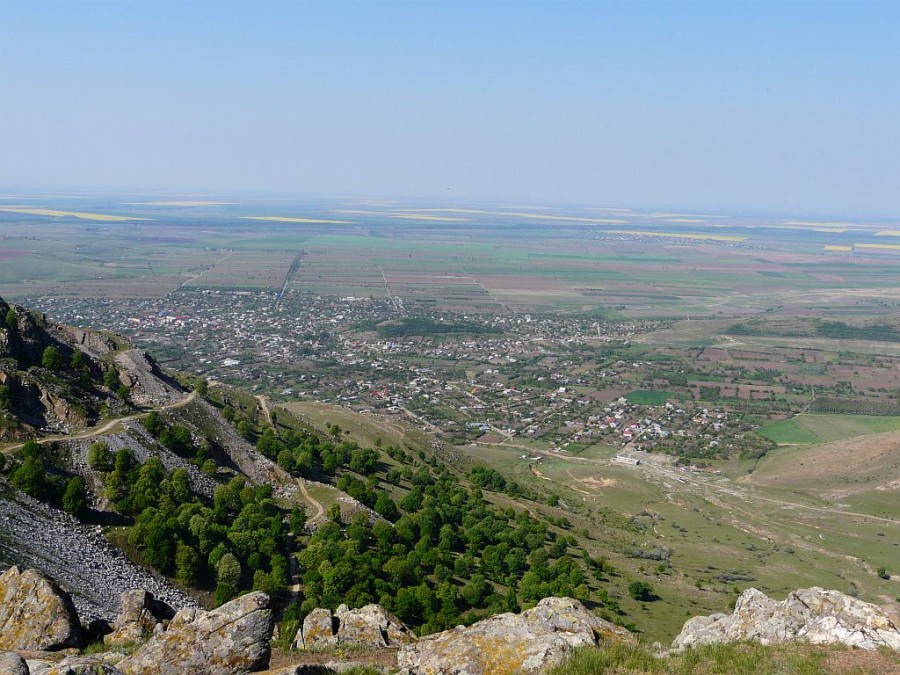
[725,320,900,343]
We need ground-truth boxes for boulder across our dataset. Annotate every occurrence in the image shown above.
[296,608,338,649]
[673,587,900,651]
[0,566,83,651]
[397,596,634,675]
[45,658,124,674]
[295,604,415,650]
[0,650,29,675]
[116,591,272,674]
[104,590,175,647]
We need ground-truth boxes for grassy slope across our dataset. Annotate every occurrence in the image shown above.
[277,398,900,645]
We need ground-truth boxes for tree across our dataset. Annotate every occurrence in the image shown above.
[87,442,113,472]
[176,543,201,585]
[877,566,890,580]
[10,456,48,498]
[62,476,88,517]
[0,384,9,409]
[628,580,656,601]
[195,377,208,396]
[217,552,242,588]
[41,346,63,370]
[4,308,16,330]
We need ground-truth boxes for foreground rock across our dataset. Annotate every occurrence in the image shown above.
[104,590,175,647]
[398,596,634,675]
[673,587,900,652]
[0,566,82,651]
[296,604,415,650]
[0,650,29,675]
[117,591,272,674]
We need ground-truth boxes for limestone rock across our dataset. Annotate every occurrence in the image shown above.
[104,590,175,647]
[116,591,273,674]
[296,604,415,650]
[0,566,83,651]
[397,596,634,675]
[297,608,337,649]
[0,650,30,675]
[673,587,900,651]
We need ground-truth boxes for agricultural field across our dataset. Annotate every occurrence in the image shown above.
[3,193,900,321]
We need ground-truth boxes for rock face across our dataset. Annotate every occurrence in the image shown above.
[673,587,900,652]
[117,591,273,674]
[113,350,184,407]
[296,604,415,650]
[104,590,175,647]
[0,566,83,651]
[397,597,634,675]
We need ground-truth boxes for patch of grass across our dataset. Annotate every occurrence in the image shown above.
[756,418,822,445]
[551,641,835,675]
[626,390,677,406]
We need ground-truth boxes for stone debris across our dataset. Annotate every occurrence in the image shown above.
[0,483,196,622]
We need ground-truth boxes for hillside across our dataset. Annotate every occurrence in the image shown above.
[0,294,898,663]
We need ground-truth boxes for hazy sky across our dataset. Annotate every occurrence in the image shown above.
[1,1,898,216]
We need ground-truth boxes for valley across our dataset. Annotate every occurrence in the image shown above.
[1,197,899,656]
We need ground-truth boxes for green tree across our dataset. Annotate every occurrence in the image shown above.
[217,552,242,588]
[87,442,113,472]
[4,308,17,330]
[175,543,201,585]
[62,476,88,517]
[0,384,9,409]
[41,346,63,370]
[195,377,208,396]
[628,580,656,601]
[10,456,48,498]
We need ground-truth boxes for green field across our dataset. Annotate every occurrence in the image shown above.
[757,413,900,445]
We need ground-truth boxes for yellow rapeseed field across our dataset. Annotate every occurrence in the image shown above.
[240,216,353,224]
[0,207,147,221]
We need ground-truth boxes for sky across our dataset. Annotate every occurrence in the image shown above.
[1,0,898,216]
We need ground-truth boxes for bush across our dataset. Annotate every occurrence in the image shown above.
[628,580,656,601]
[41,346,63,370]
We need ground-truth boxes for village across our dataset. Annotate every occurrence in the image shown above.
[32,290,776,461]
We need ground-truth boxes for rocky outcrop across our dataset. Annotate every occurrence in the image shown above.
[0,566,82,651]
[295,604,415,650]
[104,590,175,648]
[397,597,634,675]
[55,325,119,360]
[113,350,184,407]
[117,591,273,674]
[673,587,900,652]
